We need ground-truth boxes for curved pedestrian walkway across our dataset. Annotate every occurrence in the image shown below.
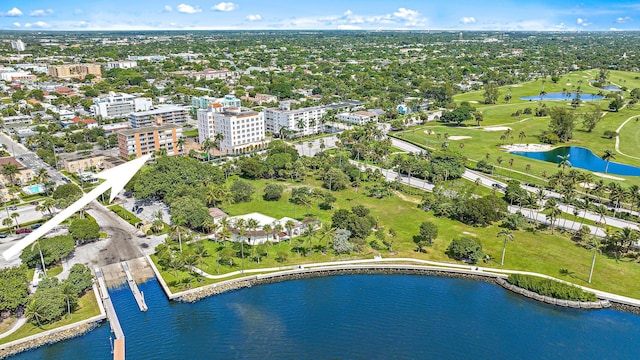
[187,257,640,307]
[0,318,27,340]
[615,114,640,161]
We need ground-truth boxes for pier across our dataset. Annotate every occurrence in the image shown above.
[95,268,125,360]
[121,261,148,312]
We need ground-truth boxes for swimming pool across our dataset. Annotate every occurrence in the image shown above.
[23,183,44,195]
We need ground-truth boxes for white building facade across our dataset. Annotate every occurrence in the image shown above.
[10,40,25,52]
[196,105,223,144]
[337,111,379,125]
[129,106,189,128]
[106,60,138,69]
[264,103,324,138]
[90,92,152,119]
[214,108,266,154]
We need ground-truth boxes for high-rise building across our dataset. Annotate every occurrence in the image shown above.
[10,40,25,52]
[90,92,152,119]
[213,108,266,154]
[47,64,102,80]
[264,103,324,137]
[129,106,189,128]
[196,104,223,144]
[117,124,183,159]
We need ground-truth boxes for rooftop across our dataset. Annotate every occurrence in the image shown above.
[118,123,181,136]
[131,106,188,116]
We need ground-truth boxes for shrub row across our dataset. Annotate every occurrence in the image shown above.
[507,274,596,302]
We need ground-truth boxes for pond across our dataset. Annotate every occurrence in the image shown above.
[520,92,603,101]
[602,85,622,91]
[510,146,640,176]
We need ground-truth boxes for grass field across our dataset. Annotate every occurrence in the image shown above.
[395,76,640,188]
[0,291,101,345]
[157,176,640,299]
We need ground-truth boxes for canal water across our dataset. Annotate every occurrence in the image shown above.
[11,275,640,359]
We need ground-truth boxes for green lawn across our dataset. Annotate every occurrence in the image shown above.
[0,291,101,345]
[156,176,640,299]
[183,129,198,137]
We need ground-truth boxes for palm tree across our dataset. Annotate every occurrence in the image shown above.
[177,137,186,155]
[10,212,20,228]
[36,168,49,184]
[61,282,76,317]
[497,229,514,266]
[557,154,572,173]
[285,219,295,244]
[518,131,526,142]
[235,218,247,273]
[3,217,13,233]
[544,199,561,234]
[262,224,273,241]
[1,164,19,185]
[171,217,186,253]
[25,299,44,328]
[588,236,600,284]
[304,222,315,255]
[247,218,260,245]
[202,138,213,161]
[181,252,198,288]
[273,223,284,242]
[193,244,209,270]
[601,150,616,173]
[168,255,184,278]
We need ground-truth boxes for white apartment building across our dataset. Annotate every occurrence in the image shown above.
[90,92,152,119]
[0,70,36,82]
[11,40,25,52]
[106,60,138,69]
[264,103,324,138]
[337,111,379,125]
[214,108,266,154]
[129,105,189,128]
[1,115,32,126]
[196,105,224,144]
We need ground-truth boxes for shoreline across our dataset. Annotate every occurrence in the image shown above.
[148,257,640,315]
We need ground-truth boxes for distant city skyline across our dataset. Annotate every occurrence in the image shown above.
[1,1,639,31]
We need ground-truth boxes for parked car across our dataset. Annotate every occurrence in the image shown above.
[0,233,7,238]
[30,223,42,230]
[136,207,144,214]
[8,205,17,210]
[16,228,32,234]
[30,201,39,205]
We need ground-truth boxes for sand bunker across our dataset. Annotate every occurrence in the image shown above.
[484,126,512,132]
[448,136,471,141]
[503,143,554,152]
[593,172,625,181]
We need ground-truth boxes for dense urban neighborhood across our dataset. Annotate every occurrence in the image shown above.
[2,29,640,357]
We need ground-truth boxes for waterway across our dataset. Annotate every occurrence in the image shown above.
[520,92,603,101]
[10,275,640,359]
[511,146,640,176]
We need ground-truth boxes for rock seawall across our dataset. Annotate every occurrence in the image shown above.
[495,277,611,309]
[174,265,502,303]
[0,321,102,359]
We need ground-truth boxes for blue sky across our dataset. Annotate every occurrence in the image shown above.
[1,1,640,31]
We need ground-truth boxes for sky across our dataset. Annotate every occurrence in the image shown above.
[1,1,640,31]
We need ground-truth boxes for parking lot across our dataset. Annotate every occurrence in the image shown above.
[121,196,172,225]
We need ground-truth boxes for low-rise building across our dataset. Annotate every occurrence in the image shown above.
[1,115,32,126]
[214,107,267,154]
[264,103,324,137]
[91,92,152,119]
[0,157,34,186]
[337,111,379,125]
[191,95,241,110]
[129,106,189,128]
[48,64,102,80]
[0,70,36,82]
[106,60,137,69]
[117,123,183,159]
[240,93,278,105]
[62,154,105,173]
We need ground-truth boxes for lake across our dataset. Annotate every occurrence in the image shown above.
[10,275,640,359]
[520,92,603,101]
[511,146,640,176]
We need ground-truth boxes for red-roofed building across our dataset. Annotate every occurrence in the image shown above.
[55,86,76,97]
[71,116,99,129]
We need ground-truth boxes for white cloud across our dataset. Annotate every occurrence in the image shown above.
[337,24,361,30]
[391,7,425,27]
[12,22,20,27]
[164,5,172,12]
[576,18,590,26]
[6,7,23,17]
[460,17,476,24]
[30,9,53,17]
[177,4,202,14]
[212,2,237,12]
[73,9,84,16]
[24,21,50,28]
[615,16,632,23]
[246,14,262,21]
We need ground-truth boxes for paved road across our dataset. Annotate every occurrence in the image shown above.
[0,132,67,185]
[0,203,48,228]
[391,137,638,233]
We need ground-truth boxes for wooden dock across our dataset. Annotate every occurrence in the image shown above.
[121,261,148,312]
[95,268,125,360]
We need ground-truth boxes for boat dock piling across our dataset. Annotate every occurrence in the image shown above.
[121,261,148,312]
